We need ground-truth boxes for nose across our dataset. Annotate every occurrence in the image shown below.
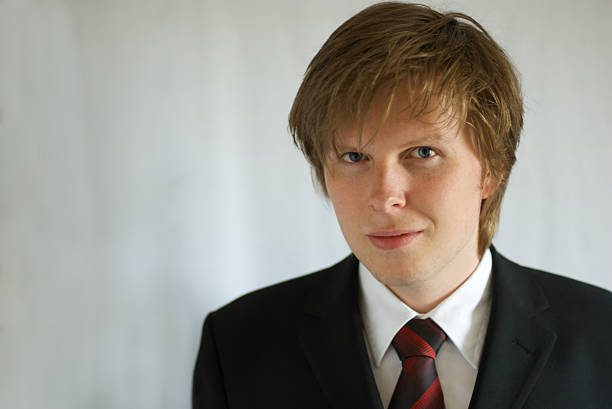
[368,162,407,212]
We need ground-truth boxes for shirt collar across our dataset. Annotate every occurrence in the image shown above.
[358,248,492,368]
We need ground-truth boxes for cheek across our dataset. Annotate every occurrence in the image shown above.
[413,164,483,221]
[325,171,360,220]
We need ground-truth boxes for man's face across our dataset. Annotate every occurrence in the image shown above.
[324,93,494,299]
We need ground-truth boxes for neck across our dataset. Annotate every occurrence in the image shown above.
[388,249,481,313]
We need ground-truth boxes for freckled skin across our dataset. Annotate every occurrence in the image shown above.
[324,94,495,313]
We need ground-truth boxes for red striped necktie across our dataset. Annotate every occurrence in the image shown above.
[388,318,447,409]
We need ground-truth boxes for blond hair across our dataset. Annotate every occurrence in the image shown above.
[289,2,523,254]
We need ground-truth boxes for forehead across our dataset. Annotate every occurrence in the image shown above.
[333,93,462,148]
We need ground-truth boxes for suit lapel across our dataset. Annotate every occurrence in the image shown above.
[298,255,384,409]
[469,248,557,409]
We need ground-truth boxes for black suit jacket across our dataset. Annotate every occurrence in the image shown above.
[193,248,612,408]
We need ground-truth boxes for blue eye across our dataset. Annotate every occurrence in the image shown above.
[413,147,436,159]
[342,152,365,163]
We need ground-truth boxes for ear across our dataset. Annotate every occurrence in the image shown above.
[481,170,501,200]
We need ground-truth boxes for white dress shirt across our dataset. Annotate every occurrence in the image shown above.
[358,249,493,409]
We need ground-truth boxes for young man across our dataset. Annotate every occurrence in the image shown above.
[193,3,612,408]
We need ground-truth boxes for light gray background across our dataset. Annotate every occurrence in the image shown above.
[1,0,610,408]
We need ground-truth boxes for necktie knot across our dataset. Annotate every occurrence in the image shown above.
[392,318,447,361]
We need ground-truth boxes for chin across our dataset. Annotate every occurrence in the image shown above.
[358,248,431,286]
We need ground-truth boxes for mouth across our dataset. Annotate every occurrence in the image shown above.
[366,230,423,250]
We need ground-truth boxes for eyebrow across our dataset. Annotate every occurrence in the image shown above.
[403,132,453,145]
[334,131,453,151]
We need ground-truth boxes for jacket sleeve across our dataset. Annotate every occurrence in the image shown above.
[192,312,229,409]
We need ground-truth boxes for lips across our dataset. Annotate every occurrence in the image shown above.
[367,230,422,250]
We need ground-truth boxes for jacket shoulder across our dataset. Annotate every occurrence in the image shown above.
[494,249,612,315]
[529,266,612,313]
[210,254,356,324]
